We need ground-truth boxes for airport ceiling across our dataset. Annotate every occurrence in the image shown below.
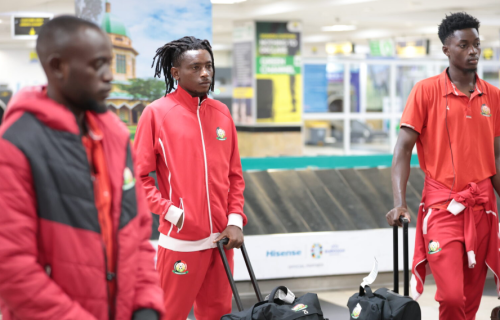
[0,0,499,51]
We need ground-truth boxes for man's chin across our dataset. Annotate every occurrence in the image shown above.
[87,99,108,114]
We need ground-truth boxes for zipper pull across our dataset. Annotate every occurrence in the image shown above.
[106,271,116,281]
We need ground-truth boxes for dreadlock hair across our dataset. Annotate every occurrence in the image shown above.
[438,12,480,44]
[152,36,215,96]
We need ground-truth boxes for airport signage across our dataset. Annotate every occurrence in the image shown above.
[12,15,52,39]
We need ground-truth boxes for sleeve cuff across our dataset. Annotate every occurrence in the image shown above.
[165,205,184,227]
[227,213,243,230]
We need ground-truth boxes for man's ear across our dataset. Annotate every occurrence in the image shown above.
[46,53,65,80]
[171,66,180,81]
[442,45,450,58]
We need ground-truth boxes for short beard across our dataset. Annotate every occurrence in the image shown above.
[84,97,108,114]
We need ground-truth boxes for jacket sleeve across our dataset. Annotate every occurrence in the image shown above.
[227,121,247,226]
[0,139,96,320]
[134,106,173,220]
[131,146,165,316]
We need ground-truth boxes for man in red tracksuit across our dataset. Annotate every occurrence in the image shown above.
[387,13,500,320]
[0,16,164,320]
[134,36,247,320]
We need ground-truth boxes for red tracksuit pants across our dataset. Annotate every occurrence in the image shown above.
[157,246,234,320]
[424,207,490,320]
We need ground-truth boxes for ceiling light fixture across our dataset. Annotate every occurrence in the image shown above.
[322,25,357,32]
[211,0,246,4]
[0,19,2,23]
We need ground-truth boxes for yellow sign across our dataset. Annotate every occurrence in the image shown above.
[326,42,353,55]
[233,87,254,99]
[483,48,494,60]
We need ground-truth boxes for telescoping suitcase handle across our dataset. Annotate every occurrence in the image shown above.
[393,216,410,296]
[217,238,264,312]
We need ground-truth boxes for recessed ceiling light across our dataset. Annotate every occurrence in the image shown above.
[322,25,357,32]
[0,19,3,24]
[211,0,246,3]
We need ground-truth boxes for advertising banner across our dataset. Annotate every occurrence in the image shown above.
[76,0,212,128]
[255,21,302,123]
[232,228,416,281]
[303,64,327,113]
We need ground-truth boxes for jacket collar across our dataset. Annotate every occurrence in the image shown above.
[173,85,208,113]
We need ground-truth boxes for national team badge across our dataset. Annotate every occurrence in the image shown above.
[292,304,307,312]
[122,167,136,190]
[172,260,188,275]
[351,303,362,319]
[216,127,227,141]
[481,104,491,117]
[428,240,442,254]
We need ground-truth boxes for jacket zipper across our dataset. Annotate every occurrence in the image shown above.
[197,102,213,235]
[81,139,113,319]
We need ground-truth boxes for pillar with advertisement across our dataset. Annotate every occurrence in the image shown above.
[232,21,303,157]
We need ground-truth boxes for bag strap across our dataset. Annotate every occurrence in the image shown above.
[359,285,374,298]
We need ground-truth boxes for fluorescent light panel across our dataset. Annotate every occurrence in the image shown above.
[211,0,246,3]
[322,25,357,32]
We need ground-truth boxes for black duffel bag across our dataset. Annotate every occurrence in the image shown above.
[347,217,421,320]
[347,285,420,320]
[221,286,326,320]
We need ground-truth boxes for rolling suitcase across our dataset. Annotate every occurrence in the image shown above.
[347,217,421,320]
[217,238,327,320]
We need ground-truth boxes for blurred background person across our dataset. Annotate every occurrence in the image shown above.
[0,16,164,320]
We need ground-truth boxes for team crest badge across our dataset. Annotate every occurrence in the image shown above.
[351,303,362,319]
[122,167,135,190]
[481,104,491,117]
[292,304,307,312]
[428,240,442,254]
[172,260,188,275]
[216,127,227,141]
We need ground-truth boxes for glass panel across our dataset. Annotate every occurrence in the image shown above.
[396,65,427,112]
[367,64,390,112]
[326,63,344,113]
[303,120,345,155]
[349,119,391,154]
[483,65,500,88]
[350,64,361,113]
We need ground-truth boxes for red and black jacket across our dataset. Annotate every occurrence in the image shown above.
[0,86,164,320]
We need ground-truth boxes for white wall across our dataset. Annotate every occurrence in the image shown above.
[0,48,47,94]
[213,50,232,68]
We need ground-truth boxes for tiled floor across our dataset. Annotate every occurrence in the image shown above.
[188,280,500,319]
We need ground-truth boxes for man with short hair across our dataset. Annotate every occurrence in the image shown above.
[134,36,247,320]
[387,12,500,320]
[0,15,164,320]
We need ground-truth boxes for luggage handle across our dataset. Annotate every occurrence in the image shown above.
[393,216,410,296]
[217,238,264,312]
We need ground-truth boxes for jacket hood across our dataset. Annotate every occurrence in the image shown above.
[5,85,81,135]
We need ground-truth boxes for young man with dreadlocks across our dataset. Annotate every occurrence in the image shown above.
[134,36,246,320]
[387,12,500,319]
